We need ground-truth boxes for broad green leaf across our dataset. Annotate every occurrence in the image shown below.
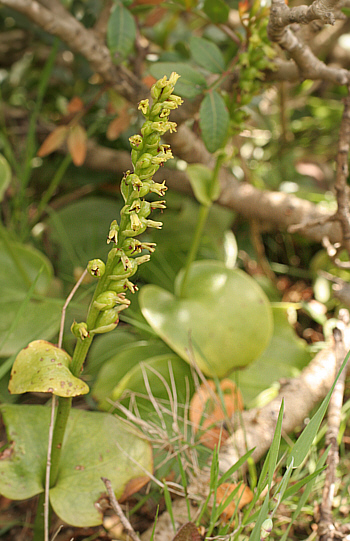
[140,261,273,378]
[199,92,229,153]
[203,0,229,23]
[149,62,207,99]
[107,1,136,59]
[0,237,62,357]
[236,306,311,405]
[92,340,173,404]
[189,36,225,74]
[0,154,11,202]
[0,404,153,527]
[186,164,220,206]
[9,340,89,397]
[288,350,350,468]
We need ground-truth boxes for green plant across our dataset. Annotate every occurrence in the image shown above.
[0,72,183,538]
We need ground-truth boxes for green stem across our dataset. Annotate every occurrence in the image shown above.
[32,493,46,541]
[179,203,210,298]
[49,396,72,487]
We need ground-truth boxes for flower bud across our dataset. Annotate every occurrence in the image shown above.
[90,308,120,334]
[110,257,138,280]
[141,121,153,137]
[93,290,130,311]
[87,259,105,277]
[107,220,119,244]
[260,519,273,540]
[71,321,89,340]
[109,278,138,294]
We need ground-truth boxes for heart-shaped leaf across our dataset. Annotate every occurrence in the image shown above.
[139,261,273,378]
[9,340,89,397]
[0,404,153,527]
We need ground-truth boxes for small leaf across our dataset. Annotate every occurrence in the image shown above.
[107,105,131,140]
[9,340,89,397]
[67,124,87,166]
[187,163,220,206]
[107,1,136,59]
[189,36,225,74]
[67,96,84,114]
[199,91,229,153]
[0,153,11,202]
[37,126,68,157]
[172,522,201,541]
[149,62,207,99]
[203,0,229,23]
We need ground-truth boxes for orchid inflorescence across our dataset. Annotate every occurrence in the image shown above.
[72,72,183,338]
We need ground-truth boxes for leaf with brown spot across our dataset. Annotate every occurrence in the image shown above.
[142,75,157,88]
[106,106,131,141]
[67,124,87,166]
[37,125,68,157]
[172,522,201,541]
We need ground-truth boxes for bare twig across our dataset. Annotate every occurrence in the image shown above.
[267,0,350,84]
[318,312,350,541]
[58,268,88,347]
[101,477,142,541]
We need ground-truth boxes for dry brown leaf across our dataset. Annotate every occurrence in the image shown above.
[106,106,131,141]
[143,75,157,88]
[67,96,84,114]
[144,7,167,27]
[37,125,68,157]
[190,380,244,450]
[67,124,87,166]
[119,475,151,502]
[216,482,253,521]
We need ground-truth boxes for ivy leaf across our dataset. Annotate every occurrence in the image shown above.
[189,36,225,74]
[107,1,136,60]
[199,91,229,153]
[149,62,207,99]
[203,0,229,23]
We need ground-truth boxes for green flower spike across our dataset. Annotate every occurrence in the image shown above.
[73,72,182,347]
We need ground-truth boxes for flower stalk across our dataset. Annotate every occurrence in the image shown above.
[48,73,183,489]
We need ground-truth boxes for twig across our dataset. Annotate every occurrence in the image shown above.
[44,395,57,541]
[58,268,88,347]
[101,477,142,541]
[318,312,350,541]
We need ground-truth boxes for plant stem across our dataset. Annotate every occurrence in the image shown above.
[178,204,210,298]
[49,396,72,487]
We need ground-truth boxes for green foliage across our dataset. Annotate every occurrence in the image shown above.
[199,92,230,153]
[0,404,153,527]
[9,340,89,397]
[140,261,273,378]
[107,1,136,59]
